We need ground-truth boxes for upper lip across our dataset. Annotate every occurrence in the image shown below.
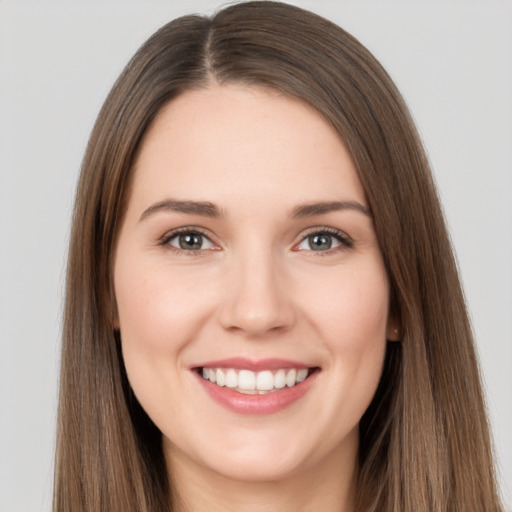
[194,357,314,372]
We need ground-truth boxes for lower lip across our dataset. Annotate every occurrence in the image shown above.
[195,370,318,415]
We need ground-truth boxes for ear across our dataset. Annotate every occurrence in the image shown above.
[386,317,401,342]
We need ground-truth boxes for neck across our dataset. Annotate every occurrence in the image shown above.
[166,440,358,512]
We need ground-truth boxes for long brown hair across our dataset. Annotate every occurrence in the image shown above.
[54,2,503,511]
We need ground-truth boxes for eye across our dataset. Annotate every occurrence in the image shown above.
[295,229,352,252]
[165,230,215,251]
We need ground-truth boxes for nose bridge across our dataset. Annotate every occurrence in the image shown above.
[219,239,294,336]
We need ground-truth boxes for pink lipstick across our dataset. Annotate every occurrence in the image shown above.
[193,358,319,415]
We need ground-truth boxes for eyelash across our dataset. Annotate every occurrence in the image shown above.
[296,227,353,255]
[159,227,216,255]
[159,226,353,255]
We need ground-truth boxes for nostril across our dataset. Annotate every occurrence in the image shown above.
[219,303,296,337]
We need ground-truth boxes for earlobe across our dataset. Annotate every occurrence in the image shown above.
[387,321,401,342]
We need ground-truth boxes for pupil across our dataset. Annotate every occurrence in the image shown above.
[309,234,332,251]
[179,233,202,250]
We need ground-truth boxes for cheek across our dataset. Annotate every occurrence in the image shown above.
[114,255,183,382]
[113,255,223,411]
[304,261,390,347]
[301,261,389,406]
[115,257,211,350]
[113,260,201,424]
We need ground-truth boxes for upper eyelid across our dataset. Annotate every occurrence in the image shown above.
[161,226,214,242]
[297,226,352,242]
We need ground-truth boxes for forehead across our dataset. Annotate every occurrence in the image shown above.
[129,84,366,214]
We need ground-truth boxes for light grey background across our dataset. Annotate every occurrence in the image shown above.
[1,1,511,511]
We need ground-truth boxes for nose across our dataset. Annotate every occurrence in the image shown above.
[218,249,296,337]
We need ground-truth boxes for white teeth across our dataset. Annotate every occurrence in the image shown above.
[238,370,256,390]
[296,368,308,383]
[225,369,238,388]
[201,367,311,392]
[286,369,297,387]
[256,370,274,391]
[274,369,286,389]
[216,368,225,387]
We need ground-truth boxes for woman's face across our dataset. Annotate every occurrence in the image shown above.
[113,84,395,483]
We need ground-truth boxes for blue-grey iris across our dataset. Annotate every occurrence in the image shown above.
[309,234,332,251]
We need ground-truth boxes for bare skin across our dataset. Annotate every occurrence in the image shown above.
[167,436,357,512]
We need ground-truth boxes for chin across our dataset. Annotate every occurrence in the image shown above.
[203,450,310,483]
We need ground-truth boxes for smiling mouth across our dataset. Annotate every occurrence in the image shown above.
[198,367,318,395]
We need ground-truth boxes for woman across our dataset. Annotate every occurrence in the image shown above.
[53,2,503,511]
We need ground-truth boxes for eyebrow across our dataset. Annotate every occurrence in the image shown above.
[139,199,223,221]
[289,201,371,218]
[139,198,370,222]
